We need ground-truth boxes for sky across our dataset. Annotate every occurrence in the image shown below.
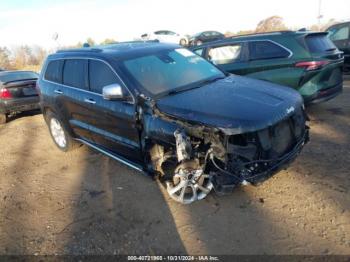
[0,0,349,49]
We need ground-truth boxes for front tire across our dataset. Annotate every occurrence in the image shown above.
[0,113,7,125]
[45,111,79,152]
[179,38,187,46]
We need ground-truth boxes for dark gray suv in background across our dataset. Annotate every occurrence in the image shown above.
[38,42,309,204]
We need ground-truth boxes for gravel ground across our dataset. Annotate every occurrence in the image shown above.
[0,80,349,255]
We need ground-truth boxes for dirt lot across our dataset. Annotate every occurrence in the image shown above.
[0,80,349,255]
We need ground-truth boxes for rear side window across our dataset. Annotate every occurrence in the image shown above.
[208,44,242,65]
[44,60,63,83]
[249,41,290,61]
[89,60,120,94]
[305,34,337,53]
[63,59,87,90]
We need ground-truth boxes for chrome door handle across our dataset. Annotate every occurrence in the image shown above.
[54,89,63,94]
[84,98,96,104]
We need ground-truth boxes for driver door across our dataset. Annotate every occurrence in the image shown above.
[86,59,142,164]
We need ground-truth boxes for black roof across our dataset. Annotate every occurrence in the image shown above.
[49,41,180,61]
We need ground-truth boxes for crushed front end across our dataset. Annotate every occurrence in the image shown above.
[210,107,309,195]
[146,102,309,204]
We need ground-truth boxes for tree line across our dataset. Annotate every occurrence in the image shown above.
[0,16,340,72]
[0,38,117,72]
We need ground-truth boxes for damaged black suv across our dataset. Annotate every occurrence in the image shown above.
[38,42,309,204]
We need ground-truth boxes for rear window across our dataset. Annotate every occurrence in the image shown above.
[305,34,337,53]
[44,60,63,83]
[63,59,87,90]
[249,41,290,61]
[89,60,120,94]
[0,71,38,83]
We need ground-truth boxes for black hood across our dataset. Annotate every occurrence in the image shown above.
[155,75,303,135]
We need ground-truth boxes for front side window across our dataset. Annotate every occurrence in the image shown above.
[89,60,120,94]
[63,59,87,90]
[328,26,350,41]
[121,48,224,96]
[249,41,290,60]
[208,44,242,65]
[194,48,204,56]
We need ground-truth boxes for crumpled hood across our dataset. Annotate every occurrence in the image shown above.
[155,75,303,134]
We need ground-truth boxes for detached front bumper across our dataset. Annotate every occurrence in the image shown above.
[0,96,40,114]
[304,83,343,105]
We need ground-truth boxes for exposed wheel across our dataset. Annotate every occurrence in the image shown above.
[195,40,203,46]
[45,111,79,152]
[179,38,187,46]
[0,114,7,125]
[166,161,213,204]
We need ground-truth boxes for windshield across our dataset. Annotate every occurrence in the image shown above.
[0,71,38,83]
[121,48,224,96]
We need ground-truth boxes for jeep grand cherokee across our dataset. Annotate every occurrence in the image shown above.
[38,42,309,204]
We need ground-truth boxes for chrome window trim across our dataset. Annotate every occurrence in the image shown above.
[42,57,135,104]
[208,39,293,59]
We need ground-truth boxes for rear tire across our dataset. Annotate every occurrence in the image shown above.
[45,111,79,152]
[0,114,7,125]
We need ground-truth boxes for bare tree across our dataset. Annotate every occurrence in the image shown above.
[255,16,288,33]
[100,38,117,45]
[309,18,339,32]
[0,47,11,70]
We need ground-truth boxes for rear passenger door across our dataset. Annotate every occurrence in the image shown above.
[85,59,142,164]
[48,59,95,141]
[245,40,297,88]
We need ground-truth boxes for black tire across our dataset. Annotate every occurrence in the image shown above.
[45,111,79,152]
[0,113,7,125]
[179,39,187,46]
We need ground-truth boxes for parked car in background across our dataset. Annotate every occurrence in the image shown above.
[0,71,40,124]
[141,30,188,45]
[326,21,350,72]
[188,31,225,46]
[191,30,344,104]
[38,42,308,204]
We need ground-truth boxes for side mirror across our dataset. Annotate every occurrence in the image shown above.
[102,84,124,100]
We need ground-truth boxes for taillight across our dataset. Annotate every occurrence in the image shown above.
[35,82,41,96]
[0,88,12,99]
[295,61,329,71]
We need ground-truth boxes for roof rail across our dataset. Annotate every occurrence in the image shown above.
[56,48,103,53]
[230,30,293,38]
[56,40,161,53]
